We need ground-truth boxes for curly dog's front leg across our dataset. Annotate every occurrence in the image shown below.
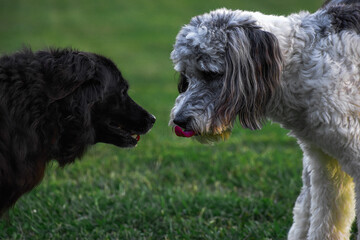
[302,145,354,240]
[288,156,311,240]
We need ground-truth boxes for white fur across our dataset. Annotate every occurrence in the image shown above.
[170,4,360,240]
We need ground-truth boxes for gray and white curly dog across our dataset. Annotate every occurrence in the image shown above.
[169,0,360,239]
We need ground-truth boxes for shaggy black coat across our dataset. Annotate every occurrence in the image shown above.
[0,48,155,215]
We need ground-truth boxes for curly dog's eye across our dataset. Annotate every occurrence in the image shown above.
[201,71,223,81]
[178,73,189,94]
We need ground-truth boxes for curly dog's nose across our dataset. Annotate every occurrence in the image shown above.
[173,115,190,129]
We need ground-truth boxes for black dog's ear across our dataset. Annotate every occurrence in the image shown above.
[43,51,96,101]
[215,26,283,130]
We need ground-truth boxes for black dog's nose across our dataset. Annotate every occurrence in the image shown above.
[173,115,190,129]
[150,114,156,124]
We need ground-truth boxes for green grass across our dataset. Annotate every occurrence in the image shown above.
[0,0,323,239]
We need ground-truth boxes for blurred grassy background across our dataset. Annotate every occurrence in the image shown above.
[0,0,323,239]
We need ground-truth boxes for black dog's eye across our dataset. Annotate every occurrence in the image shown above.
[201,71,223,81]
[121,87,128,96]
[178,73,189,94]
[119,84,129,96]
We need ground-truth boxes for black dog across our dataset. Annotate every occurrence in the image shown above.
[0,48,156,215]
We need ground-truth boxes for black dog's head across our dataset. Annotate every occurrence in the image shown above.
[0,48,155,215]
[36,48,155,164]
[90,56,156,148]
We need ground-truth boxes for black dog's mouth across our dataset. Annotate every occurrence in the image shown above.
[103,121,143,146]
[108,121,141,141]
[94,120,149,148]
[92,92,156,148]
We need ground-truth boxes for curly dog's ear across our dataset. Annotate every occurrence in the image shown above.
[42,50,96,101]
[215,26,283,130]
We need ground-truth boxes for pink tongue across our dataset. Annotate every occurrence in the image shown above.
[174,126,195,138]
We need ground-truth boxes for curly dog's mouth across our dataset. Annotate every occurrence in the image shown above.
[172,124,233,144]
[174,126,195,138]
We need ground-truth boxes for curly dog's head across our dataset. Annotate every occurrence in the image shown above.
[169,9,283,143]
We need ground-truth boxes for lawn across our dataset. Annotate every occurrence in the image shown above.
[0,0,323,239]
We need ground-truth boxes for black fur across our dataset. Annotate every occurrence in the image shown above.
[215,24,283,130]
[326,3,360,34]
[177,73,189,94]
[322,0,360,8]
[0,48,155,215]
